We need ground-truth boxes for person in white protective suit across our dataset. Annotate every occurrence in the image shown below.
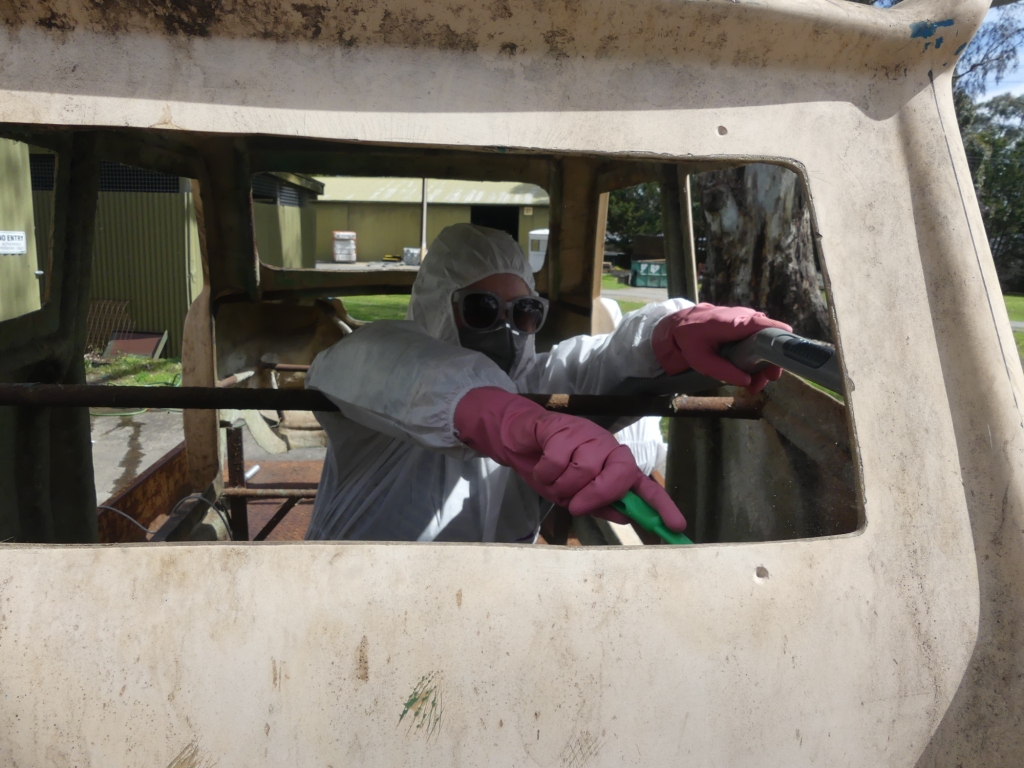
[304,223,789,543]
[595,296,669,480]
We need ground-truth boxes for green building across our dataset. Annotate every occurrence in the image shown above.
[252,173,324,269]
[6,164,548,357]
[25,163,318,358]
[310,177,550,262]
[0,139,44,323]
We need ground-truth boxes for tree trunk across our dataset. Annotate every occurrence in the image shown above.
[698,164,832,342]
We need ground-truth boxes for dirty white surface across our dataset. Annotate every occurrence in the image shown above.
[1,0,1021,766]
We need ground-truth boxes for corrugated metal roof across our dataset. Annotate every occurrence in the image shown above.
[314,177,549,205]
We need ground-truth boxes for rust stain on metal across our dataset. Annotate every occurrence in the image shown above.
[671,393,764,419]
[97,441,188,543]
[356,635,369,681]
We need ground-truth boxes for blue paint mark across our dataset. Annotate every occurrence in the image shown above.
[924,42,931,51]
[935,37,944,49]
[910,19,954,39]
[955,42,967,55]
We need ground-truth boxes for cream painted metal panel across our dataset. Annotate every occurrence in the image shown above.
[0,0,1019,765]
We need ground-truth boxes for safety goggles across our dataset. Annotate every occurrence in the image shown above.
[452,289,549,335]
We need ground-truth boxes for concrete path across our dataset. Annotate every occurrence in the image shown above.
[91,408,326,503]
[91,409,185,503]
[1011,321,1024,332]
[601,287,669,304]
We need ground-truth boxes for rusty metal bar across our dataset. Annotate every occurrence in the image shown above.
[670,394,763,419]
[258,363,310,373]
[0,383,763,419]
[220,488,318,498]
[225,426,249,541]
[253,497,301,541]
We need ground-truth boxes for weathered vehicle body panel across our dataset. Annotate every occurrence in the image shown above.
[0,0,1021,765]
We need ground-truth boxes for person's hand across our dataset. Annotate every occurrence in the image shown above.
[454,387,685,531]
[652,303,792,394]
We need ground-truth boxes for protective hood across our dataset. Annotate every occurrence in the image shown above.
[406,223,537,377]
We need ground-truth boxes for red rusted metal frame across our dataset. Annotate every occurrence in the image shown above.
[252,498,301,541]
[96,441,188,543]
[220,488,317,498]
[225,426,250,541]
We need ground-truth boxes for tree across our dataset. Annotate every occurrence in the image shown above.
[698,165,832,341]
[695,1,1024,333]
[959,92,1024,291]
[605,182,662,258]
[953,4,1024,97]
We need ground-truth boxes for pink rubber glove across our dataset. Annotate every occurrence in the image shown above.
[652,303,792,394]
[454,387,686,532]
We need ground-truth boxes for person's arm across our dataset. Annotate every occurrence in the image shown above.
[454,387,686,531]
[520,299,793,396]
[517,299,693,395]
[306,320,515,459]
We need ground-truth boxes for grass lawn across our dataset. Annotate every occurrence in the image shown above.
[616,299,648,315]
[341,294,411,322]
[602,273,629,292]
[1005,294,1024,323]
[86,355,181,386]
[1015,331,1024,361]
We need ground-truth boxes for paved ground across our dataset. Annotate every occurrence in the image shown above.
[91,408,326,504]
[602,287,668,304]
[91,409,186,503]
[1012,321,1024,332]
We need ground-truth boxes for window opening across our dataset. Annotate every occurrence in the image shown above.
[0,141,855,549]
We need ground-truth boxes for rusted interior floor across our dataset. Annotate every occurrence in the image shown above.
[230,460,580,544]
[231,460,320,541]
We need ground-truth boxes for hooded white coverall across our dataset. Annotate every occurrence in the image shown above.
[305,224,690,542]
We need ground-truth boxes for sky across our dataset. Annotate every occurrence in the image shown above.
[982,5,1024,98]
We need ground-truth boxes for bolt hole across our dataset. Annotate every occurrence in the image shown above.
[717,125,728,135]
[754,565,769,580]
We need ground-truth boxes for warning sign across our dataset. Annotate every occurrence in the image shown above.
[0,231,27,255]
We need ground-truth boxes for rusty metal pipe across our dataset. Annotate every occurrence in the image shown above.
[220,488,318,498]
[257,363,311,373]
[0,383,763,419]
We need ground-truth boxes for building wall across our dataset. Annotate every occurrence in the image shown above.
[300,205,316,268]
[0,139,42,322]
[32,190,54,285]
[518,205,550,254]
[253,202,283,267]
[255,202,315,269]
[90,191,199,357]
[313,202,553,262]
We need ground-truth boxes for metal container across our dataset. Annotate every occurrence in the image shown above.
[331,230,357,262]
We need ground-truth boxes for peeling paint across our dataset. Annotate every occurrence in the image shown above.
[909,19,954,40]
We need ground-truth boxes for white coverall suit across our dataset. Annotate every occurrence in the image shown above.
[304,224,690,542]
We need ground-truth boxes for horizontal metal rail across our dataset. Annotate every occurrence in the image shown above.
[0,384,764,419]
[220,488,318,498]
